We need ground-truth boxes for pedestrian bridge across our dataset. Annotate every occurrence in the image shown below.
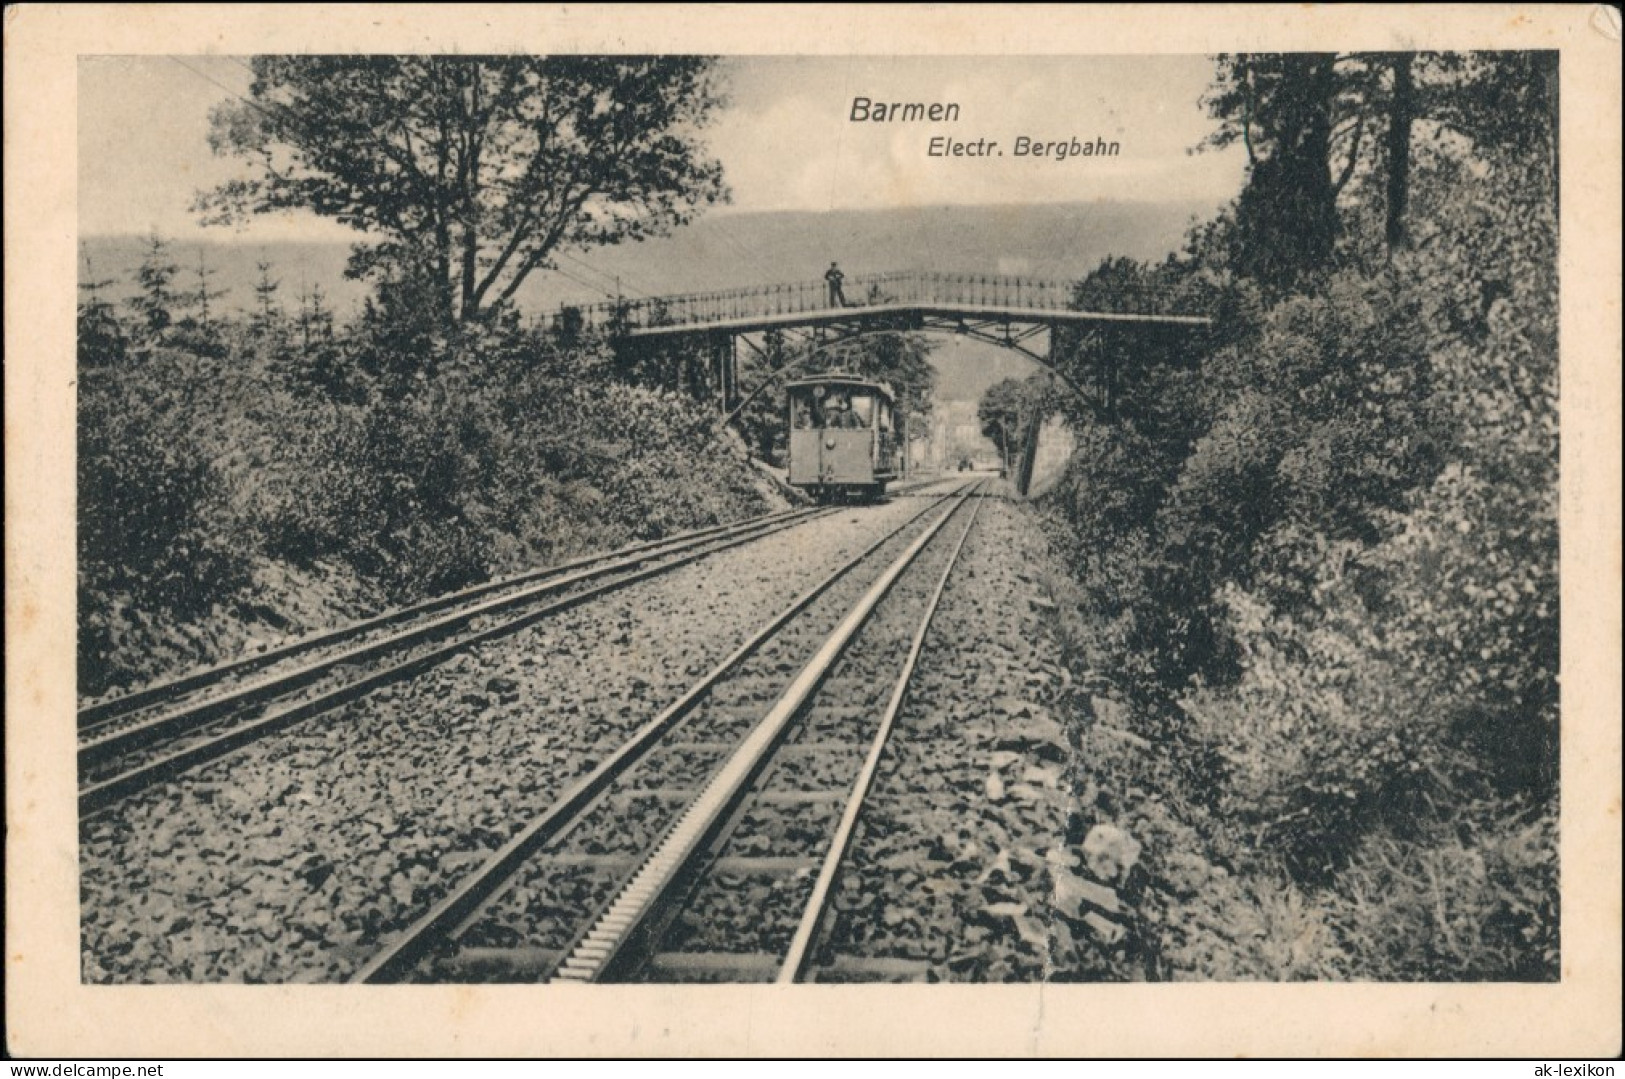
[549,269,1214,498]
[547,269,1211,338]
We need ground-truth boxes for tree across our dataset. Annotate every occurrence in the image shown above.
[250,259,284,338]
[1204,52,1560,268]
[978,377,1028,467]
[802,328,937,435]
[791,280,939,431]
[1204,54,1343,290]
[200,56,729,329]
[702,282,938,453]
[79,256,128,368]
[729,328,794,464]
[296,282,336,351]
[1381,53,1416,251]
[129,233,180,334]
[189,248,229,327]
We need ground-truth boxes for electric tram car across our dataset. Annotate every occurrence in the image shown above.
[786,374,903,502]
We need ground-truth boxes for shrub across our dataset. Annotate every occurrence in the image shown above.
[1035,118,1557,980]
[248,352,773,608]
[76,303,778,692]
[78,350,255,693]
[1321,801,1558,980]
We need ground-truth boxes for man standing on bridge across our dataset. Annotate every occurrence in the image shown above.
[825,262,850,308]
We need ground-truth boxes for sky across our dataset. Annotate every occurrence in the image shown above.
[78,54,1246,240]
[712,56,1243,214]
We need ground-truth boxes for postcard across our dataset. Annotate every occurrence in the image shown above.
[6,3,1620,1058]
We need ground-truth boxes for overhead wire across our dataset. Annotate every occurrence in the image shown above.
[554,249,657,300]
[545,263,621,301]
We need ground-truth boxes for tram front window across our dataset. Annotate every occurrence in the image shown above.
[792,386,880,429]
[848,394,874,429]
[792,393,816,429]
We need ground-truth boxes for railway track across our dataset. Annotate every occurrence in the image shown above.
[78,504,844,816]
[350,479,985,984]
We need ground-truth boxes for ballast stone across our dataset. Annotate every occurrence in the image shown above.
[1082,823,1142,885]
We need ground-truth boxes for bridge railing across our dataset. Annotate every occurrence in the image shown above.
[544,270,1199,335]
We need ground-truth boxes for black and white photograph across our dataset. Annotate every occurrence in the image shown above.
[7,3,1621,1059]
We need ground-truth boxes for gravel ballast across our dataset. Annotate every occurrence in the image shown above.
[81,489,961,983]
[82,483,1136,984]
[805,492,1134,982]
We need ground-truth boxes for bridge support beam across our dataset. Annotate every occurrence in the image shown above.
[707,331,737,412]
[1015,410,1042,497]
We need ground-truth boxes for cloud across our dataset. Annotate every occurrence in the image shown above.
[79,55,1247,240]
[709,56,1246,214]
[79,56,356,242]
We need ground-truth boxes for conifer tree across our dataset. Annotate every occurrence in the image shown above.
[129,233,179,333]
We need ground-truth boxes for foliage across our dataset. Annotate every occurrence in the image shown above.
[128,234,181,334]
[76,257,776,695]
[250,260,284,338]
[730,328,796,465]
[199,56,729,328]
[1042,52,1558,979]
[1320,800,1558,980]
[258,349,768,602]
[188,248,230,327]
[638,292,939,465]
[1204,51,1560,278]
[78,349,256,692]
[978,373,1061,470]
[78,284,129,370]
[977,377,1028,462]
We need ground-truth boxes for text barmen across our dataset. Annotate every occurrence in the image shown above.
[850,97,961,122]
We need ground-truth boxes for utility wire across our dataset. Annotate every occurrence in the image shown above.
[545,263,621,301]
[555,250,657,300]
[706,214,785,283]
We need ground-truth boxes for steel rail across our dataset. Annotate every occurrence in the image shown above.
[78,507,829,766]
[78,505,814,732]
[550,484,980,983]
[78,506,838,817]
[777,491,985,982]
[348,484,972,984]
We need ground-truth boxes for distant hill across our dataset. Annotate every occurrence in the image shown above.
[80,198,1215,321]
[81,200,1213,412]
[78,236,368,319]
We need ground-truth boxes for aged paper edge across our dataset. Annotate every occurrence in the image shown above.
[5,3,1621,1059]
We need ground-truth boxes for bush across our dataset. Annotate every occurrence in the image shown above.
[76,300,779,692]
[78,350,255,693]
[248,361,773,607]
[1322,801,1558,980]
[1035,123,1557,980]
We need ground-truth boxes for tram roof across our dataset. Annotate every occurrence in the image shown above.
[785,374,896,398]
